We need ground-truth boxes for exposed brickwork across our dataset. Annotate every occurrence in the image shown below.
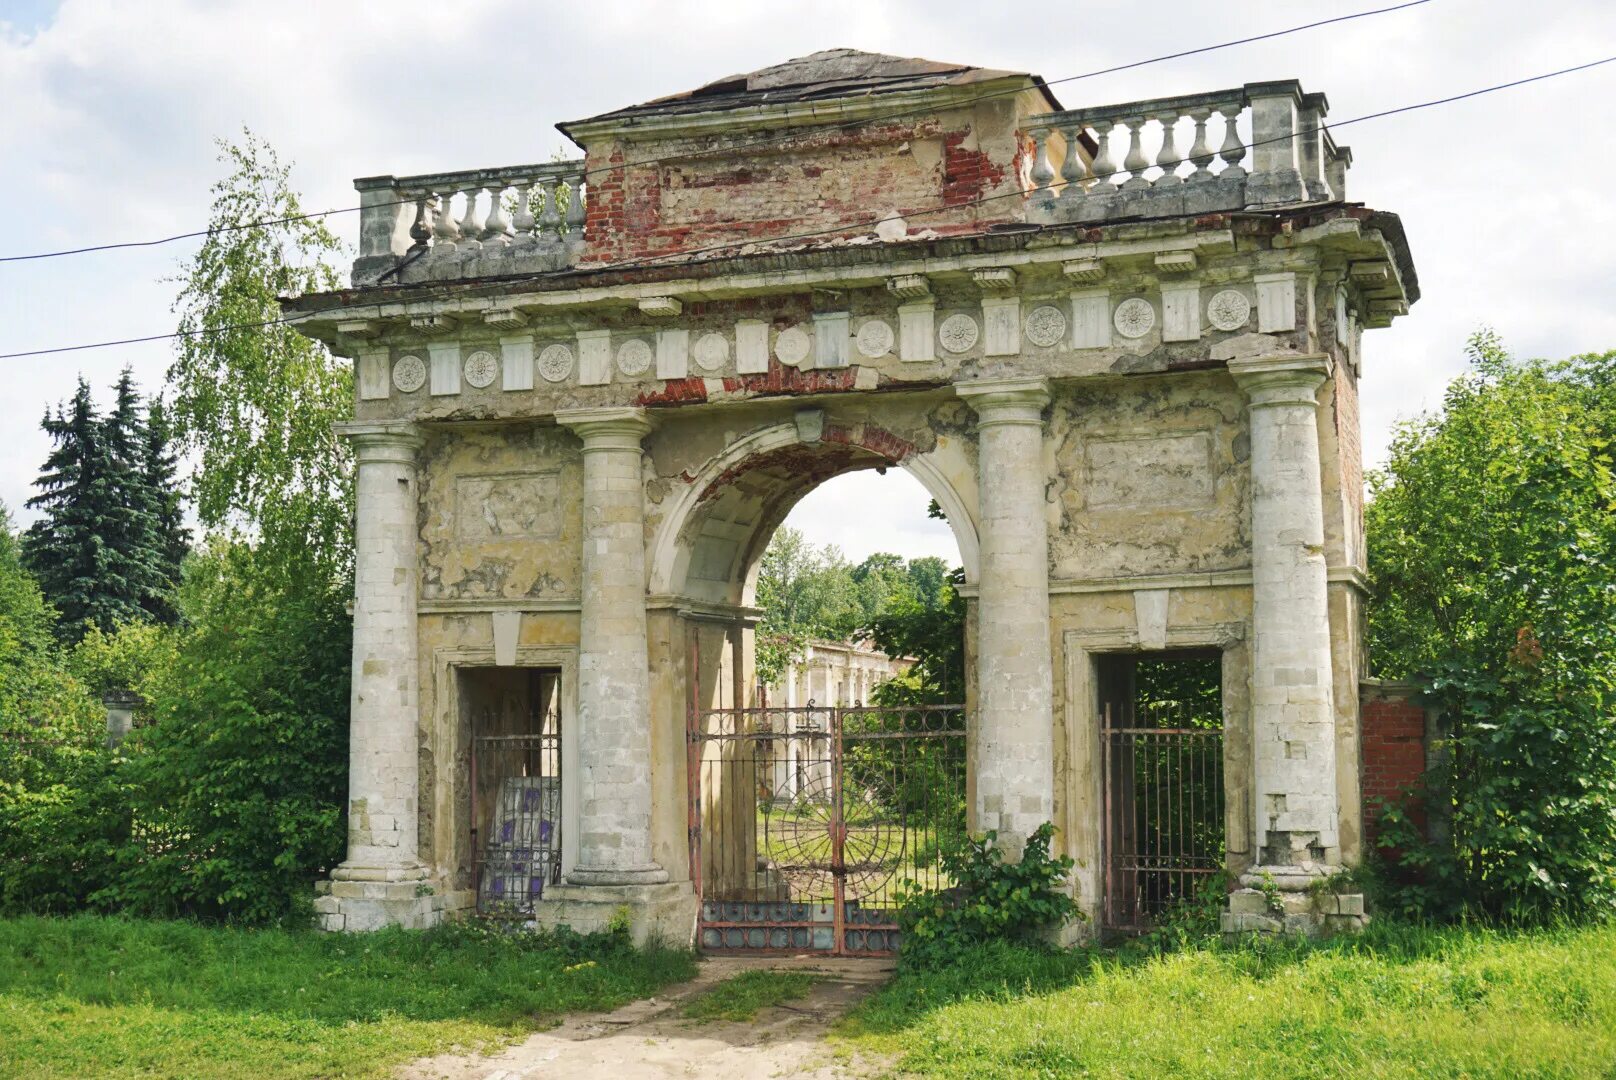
[1334,359,1365,564]
[580,110,1027,266]
[1360,685,1428,848]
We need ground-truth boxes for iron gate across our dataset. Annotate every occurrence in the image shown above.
[1100,701,1225,930]
[689,702,966,955]
[471,696,562,916]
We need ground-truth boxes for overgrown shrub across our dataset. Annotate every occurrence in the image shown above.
[897,822,1080,968]
[101,542,351,924]
[1367,334,1616,922]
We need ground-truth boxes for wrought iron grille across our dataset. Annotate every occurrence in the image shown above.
[1101,700,1225,930]
[690,703,966,956]
[472,701,562,917]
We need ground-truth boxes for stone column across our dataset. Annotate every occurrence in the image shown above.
[957,378,1055,855]
[1226,354,1361,932]
[319,422,439,932]
[556,408,668,886]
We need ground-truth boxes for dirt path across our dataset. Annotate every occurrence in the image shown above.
[397,956,894,1080]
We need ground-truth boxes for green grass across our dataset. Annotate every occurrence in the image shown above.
[837,922,1616,1078]
[0,915,696,1079]
[681,970,819,1022]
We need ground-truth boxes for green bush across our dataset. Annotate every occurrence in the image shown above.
[1367,335,1616,922]
[897,822,1080,969]
[100,543,350,924]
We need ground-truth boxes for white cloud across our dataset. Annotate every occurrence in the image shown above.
[2,0,1614,556]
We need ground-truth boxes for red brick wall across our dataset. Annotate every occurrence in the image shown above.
[578,102,1030,266]
[1360,685,1428,847]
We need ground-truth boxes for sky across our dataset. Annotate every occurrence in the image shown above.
[2,0,1614,566]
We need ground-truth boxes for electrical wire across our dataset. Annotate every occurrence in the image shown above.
[1,51,1611,361]
[0,1,1435,265]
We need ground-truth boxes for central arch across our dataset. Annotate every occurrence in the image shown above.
[648,417,980,608]
[654,412,980,955]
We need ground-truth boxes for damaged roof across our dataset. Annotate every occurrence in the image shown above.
[558,48,1060,135]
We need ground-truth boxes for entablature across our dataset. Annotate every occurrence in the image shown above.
[284,208,1412,424]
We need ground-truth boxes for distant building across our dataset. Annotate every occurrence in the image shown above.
[764,637,911,709]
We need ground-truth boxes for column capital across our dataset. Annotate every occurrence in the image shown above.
[1226,353,1331,408]
[335,420,423,464]
[556,407,652,450]
[955,377,1050,427]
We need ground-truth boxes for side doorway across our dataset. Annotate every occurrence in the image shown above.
[1095,650,1226,932]
[462,667,564,916]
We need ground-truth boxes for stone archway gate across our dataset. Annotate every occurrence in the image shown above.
[689,694,967,956]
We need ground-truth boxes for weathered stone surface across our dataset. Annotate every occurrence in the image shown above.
[294,52,1418,939]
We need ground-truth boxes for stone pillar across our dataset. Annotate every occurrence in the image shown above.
[102,689,141,749]
[1225,354,1363,933]
[957,377,1055,856]
[319,421,440,932]
[555,408,668,886]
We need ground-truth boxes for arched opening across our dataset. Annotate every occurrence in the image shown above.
[654,419,974,955]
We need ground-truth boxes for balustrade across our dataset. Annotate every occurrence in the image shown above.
[1022,80,1347,225]
[354,161,586,284]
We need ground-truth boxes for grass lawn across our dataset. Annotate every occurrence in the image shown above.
[837,921,1616,1078]
[0,914,696,1079]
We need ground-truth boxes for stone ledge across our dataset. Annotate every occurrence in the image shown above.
[312,878,475,933]
[1224,885,1369,937]
[528,882,697,948]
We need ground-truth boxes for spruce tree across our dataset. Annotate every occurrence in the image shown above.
[102,369,165,623]
[20,373,186,641]
[21,379,128,640]
[140,396,189,622]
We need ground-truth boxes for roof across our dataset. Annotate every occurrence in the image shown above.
[558,48,1060,134]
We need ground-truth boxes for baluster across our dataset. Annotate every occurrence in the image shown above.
[482,183,513,246]
[432,189,460,250]
[408,193,432,249]
[564,173,586,238]
[1028,127,1055,193]
[1217,107,1247,180]
[1120,117,1150,191]
[1186,109,1214,182]
[538,176,561,237]
[1090,119,1119,192]
[1154,111,1183,187]
[1059,124,1089,194]
[512,180,535,238]
[457,185,485,250]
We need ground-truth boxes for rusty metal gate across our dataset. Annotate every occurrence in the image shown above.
[1100,700,1225,930]
[470,673,563,917]
[689,702,966,955]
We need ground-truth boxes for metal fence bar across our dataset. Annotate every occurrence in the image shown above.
[1101,698,1227,932]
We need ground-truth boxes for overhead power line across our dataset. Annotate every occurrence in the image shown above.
[1,51,1611,362]
[0,1,1434,265]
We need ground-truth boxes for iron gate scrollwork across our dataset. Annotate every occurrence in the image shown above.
[690,702,966,956]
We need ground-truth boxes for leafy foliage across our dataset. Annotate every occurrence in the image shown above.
[1366,331,1616,922]
[865,565,967,706]
[753,524,957,687]
[0,503,125,914]
[103,542,351,924]
[1,134,355,925]
[168,130,351,573]
[897,822,1080,969]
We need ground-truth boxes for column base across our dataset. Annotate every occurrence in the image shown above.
[529,882,697,947]
[566,863,670,886]
[1221,864,1368,937]
[312,875,474,933]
